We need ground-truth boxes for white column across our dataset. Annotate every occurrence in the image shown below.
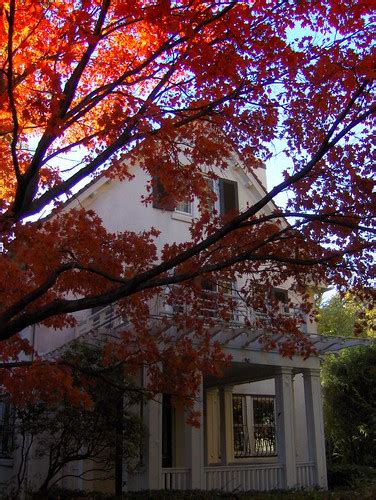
[275,367,297,489]
[185,377,205,489]
[303,368,328,488]
[143,394,163,489]
[219,385,234,465]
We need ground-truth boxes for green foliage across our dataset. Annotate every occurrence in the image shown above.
[318,292,375,338]
[318,295,356,337]
[322,344,376,467]
[327,464,376,490]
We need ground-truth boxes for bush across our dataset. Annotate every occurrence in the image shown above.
[322,344,376,467]
[327,465,376,490]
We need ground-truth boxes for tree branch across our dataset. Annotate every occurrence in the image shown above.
[6,0,21,182]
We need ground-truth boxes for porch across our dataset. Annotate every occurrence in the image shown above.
[128,339,328,492]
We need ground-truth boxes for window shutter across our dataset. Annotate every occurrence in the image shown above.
[152,177,175,211]
[219,179,239,215]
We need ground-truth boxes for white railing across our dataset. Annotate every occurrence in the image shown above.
[152,289,309,333]
[76,292,309,337]
[297,462,316,488]
[76,305,125,336]
[162,467,190,490]
[204,464,283,492]
[153,290,250,327]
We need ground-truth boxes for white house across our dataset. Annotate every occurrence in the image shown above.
[0,149,366,496]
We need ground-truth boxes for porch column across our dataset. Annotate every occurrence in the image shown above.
[303,368,328,488]
[143,393,163,489]
[219,385,234,465]
[185,376,205,489]
[275,367,297,488]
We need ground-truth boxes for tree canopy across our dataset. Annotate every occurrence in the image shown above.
[0,0,375,403]
[318,291,375,338]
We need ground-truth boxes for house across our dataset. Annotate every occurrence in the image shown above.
[0,148,367,496]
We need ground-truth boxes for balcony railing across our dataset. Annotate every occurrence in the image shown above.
[75,290,308,336]
[76,305,125,336]
[154,289,308,332]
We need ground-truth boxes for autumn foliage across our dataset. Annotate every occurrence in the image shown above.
[0,1,375,407]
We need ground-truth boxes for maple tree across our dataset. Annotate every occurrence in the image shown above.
[0,0,375,408]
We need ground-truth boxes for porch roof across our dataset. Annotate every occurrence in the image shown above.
[306,334,371,354]
[210,327,371,354]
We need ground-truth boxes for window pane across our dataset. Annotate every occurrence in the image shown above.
[253,396,276,456]
[232,394,276,458]
[272,288,289,314]
[175,199,192,214]
[232,395,251,457]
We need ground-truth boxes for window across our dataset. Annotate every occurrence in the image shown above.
[175,199,192,215]
[232,394,276,458]
[204,178,239,216]
[153,176,239,216]
[0,395,13,457]
[272,288,289,314]
[219,178,239,215]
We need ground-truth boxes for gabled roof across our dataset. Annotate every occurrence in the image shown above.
[54,139,273,215]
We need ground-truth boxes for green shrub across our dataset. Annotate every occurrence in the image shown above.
[327,465,376,490]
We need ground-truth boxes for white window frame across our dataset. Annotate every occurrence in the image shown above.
[175,199,193,216]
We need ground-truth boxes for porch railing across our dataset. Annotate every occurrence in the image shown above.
[297,461,316,488]
[132,463,317,492]
[204,464,283,492]
[162,467,190,490]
